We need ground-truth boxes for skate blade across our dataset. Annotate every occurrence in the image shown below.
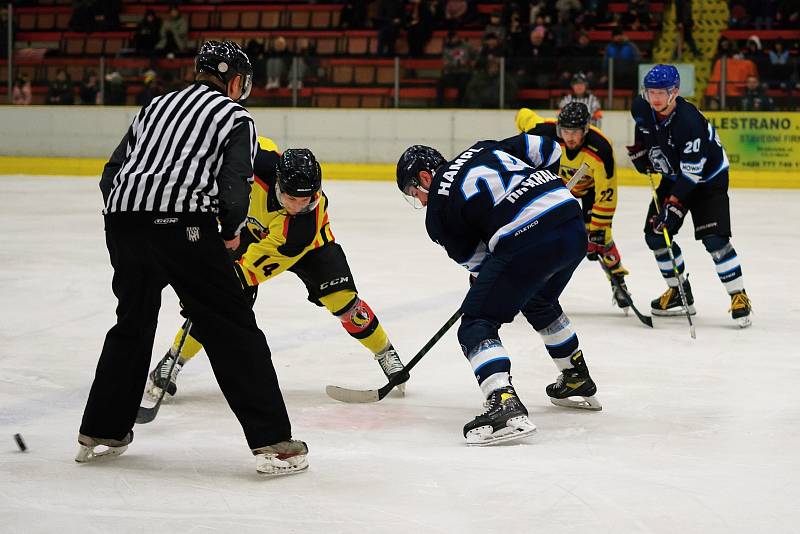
[736,316,752,328]
[256,456,309,477]
[75,444,128,463]
[652,305,696,317]
[465,416,537,446]
[550,395,603,411]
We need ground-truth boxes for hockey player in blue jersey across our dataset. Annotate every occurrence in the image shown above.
[627,64,752,327]
[396,133,602,447]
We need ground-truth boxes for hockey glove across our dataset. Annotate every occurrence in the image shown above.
[652,197,685,235]
[626,143,653,175]
[586,230,606,261]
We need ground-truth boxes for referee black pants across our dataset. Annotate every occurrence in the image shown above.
[79,214,292,449]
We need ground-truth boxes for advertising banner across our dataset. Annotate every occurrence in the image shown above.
[707,112,800,172]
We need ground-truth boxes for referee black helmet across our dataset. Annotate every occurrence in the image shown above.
[195,40,253,101]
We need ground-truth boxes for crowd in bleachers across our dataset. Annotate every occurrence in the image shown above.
[1,1,798,110]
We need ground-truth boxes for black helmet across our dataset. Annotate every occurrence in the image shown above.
[195,40,253,100]
[277,148,322,198]
[571,72,589,86]
[558,101,590,132]
[396,145,446,195]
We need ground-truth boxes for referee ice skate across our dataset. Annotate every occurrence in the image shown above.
[77,40,308,476]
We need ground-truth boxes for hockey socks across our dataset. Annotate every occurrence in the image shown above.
[466,339,511,397]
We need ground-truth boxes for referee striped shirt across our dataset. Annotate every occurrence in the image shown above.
[558,92,602,125]
[100,82,258,238]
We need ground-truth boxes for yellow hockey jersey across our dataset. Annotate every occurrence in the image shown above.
[235,148,335,287]
[517,110,618,238]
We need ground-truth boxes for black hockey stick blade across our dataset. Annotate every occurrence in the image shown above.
[326,309,462,403]
[136,319,192,424]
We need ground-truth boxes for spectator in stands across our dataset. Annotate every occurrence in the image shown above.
[156,6,188,58]
[437,30,474,107]
[517,26,554,89]
[563,31,600,86]
[603,28,641,90]
[246,40,268,88]
[134,10,161,56]
[407,0,435,57]
[506,9,528,54]
[375,0,404,57]
[12,75,32,106]
[775,1,799,28]
[341,0,368,29]
[767,39,795,89]
[714,36,737,61]
[555,0,583,24]
[80,70,100,105]
[465,49,516,108]
[104,71,126,105]
[484,12,507,42]
[740,75,774,111]
[444,0,473,27]
[47,69,75,106]
[743,35,768,74]
[137,70,164,107]
[266,36,291,90]
[289,38,321,89]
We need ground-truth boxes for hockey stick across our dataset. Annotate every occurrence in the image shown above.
[565,162,590,191]
[647,174,696,339]
[136,319,193,424]
[326,309,462,403]
[598,259,653,327]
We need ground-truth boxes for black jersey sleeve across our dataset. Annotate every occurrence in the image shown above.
[217,117,256,240]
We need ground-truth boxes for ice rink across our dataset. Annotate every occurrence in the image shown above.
[1,175,798,533]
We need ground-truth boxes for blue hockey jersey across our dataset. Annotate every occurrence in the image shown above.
[425,132,582,273]
[631,95,729,201]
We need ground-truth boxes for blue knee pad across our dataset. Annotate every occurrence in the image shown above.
[701,235,729,254]
[457,316,500,356]
[645,231,667,251]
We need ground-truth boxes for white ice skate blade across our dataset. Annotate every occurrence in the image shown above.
[652,305,696,317]
[465,416,537,446]
[550,395,603,411]
[75,444,128,463]
[256,454,309,477]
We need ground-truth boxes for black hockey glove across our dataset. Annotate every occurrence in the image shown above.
[626,143,653,175]
[652,197,685,235]
[586,230,606,261]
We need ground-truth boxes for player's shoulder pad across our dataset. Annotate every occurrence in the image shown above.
[527,121,558,138]
[254,145,280,183]
[672,97,706,132]
[257,136,279,153]
[585,127,613,154]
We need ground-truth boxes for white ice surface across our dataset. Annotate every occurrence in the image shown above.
[0,176,798,534]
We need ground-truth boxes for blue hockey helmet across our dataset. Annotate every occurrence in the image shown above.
[643,64,680,90]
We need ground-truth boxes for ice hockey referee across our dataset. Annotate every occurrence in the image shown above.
[76,40,309,476]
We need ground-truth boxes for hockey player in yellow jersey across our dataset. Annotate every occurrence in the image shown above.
[146,138,409,399]
[515,102,634,313]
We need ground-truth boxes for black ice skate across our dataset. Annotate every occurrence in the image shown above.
[651,278,696,316]
[547,351,602,411]
[146,351,184,399]
[75,431,133,463]
[610,274,632,313]
[729,290,752,328]
[253,439,309,476]
[463,386,537,446]
[376,345,409,395]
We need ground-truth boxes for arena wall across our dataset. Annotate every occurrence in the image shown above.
[0,107,795,187]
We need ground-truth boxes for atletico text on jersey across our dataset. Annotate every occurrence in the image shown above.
[524,120,617,239]
[101,81,258,240]
[425,132,581,273]
[631,95,729,201]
